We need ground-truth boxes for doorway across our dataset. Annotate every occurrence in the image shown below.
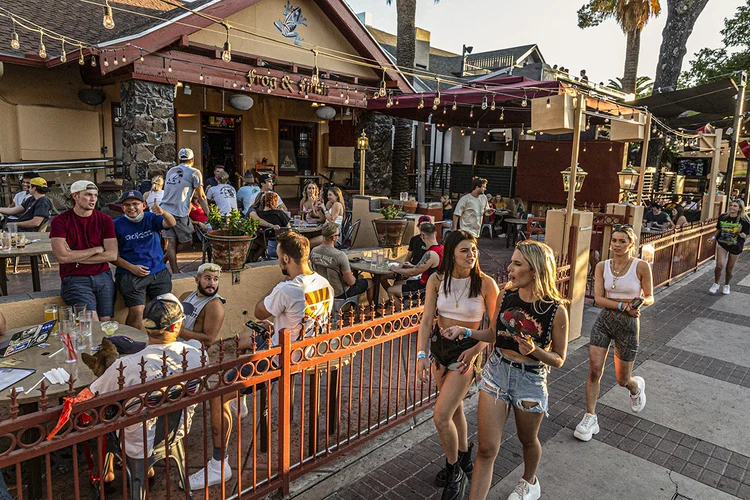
[201,113,243,186]
[278,120,317,176]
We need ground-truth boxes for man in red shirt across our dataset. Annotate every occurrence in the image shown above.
[50,181,118,320]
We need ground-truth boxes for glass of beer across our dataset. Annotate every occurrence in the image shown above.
[44,302,59,333]
[16,234,27,249]
[73,304,86,326]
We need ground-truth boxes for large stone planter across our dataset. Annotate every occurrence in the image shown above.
[372,219,408,248]
[205,230,255,271]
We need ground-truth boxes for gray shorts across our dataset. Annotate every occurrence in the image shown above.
[162,215,194,244]
[115,268,172,308]
[590,308,640,362]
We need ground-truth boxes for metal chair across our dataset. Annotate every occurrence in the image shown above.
[337,219,360,251]
[479,215,494,239]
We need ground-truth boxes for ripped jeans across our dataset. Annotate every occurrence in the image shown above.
[478,352,549,415]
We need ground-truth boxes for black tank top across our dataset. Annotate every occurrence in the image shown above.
[495,289,561,359]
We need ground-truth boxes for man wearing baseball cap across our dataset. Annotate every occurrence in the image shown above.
[161,148,209,273]
[113,190,177,330]
[248,173,286,213]
[50,180,118,321]
[89,293,201,462]
[0,176,53,231]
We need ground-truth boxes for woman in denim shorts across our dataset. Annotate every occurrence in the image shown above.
[416,230,499,500]
[443,241,569,500]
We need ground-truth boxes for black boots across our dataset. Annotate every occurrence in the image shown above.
[435,443,474,487]
[441,461,467,500]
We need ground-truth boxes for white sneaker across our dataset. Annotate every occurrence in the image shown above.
[630,376,646,413]
[573,413,599,442]
[187,457,232,490]
[230,394,248,419]
[722,285,731,295]
[709,283,720,294]
[507,477,541,500]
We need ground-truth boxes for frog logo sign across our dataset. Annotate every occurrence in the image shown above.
[274,1,307,46]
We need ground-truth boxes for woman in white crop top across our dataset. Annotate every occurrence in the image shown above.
[574,224,654,443]
[416,230,499,498]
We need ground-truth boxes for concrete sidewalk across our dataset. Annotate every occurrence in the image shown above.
[288,253,750,500]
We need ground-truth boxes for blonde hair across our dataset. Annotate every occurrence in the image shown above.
[729,199,750,223]
[197,263,221,275]
[301,182,319,204]
[611,226,638,257]
[511,240,567,307]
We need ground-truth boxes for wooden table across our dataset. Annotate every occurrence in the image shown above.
[0,321,146,499]
[0,232,52,295]
[349,259,401,304]
[504,218,528,248]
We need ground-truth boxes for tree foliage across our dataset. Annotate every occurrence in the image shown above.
[684,1,750,86]
[607,76,654,97]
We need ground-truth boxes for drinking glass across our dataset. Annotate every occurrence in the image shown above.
[7,223,17,246]
[101,321,119,337]
[16,234,27,249]
[44,302,59,333]
[1,231,10,251]
[73,304,86,326]
[77,311,93,352]
[59,306,74,323]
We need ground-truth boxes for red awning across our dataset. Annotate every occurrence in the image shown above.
[367,76,564,128]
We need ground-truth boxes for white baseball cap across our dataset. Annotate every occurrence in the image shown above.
[70,180,98,194]
[178,148,194,161]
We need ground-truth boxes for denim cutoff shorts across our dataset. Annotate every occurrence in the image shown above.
[479,352,549,415]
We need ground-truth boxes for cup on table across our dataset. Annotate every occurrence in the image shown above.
[1,231,10,251]
[60,332,77,363]
[15,234,27,249]
[73,304,86,325]
[44,302,59,333]
[101,321,119,337]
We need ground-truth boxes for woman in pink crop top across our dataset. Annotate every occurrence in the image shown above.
[574,224,654,444]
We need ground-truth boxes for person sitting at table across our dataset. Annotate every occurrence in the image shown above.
[143,175,164,207]
[0,171,32,225]
[300,182,325,223]
[387,223,443,299]
[671,204,688,227]
[206,170,237,216]
[203,165,225,190]
[248,173,286,213]
[249,192,291,260]
[643,202,673,230]
[310,221,372,302]
[50,181,118,321]
[113,190,176,330]
[237,171,260,215]
[318,186,345,240]
[0,176,53,231]
[406,215,432,265]
[91,294,202,485]
[681,195,699,211]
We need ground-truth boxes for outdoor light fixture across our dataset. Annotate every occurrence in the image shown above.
[470,105,474,118]
[10,18,20,50]
[91,54,97,67]
[560,165,588,193]
[357,131,369,195]
[500,107,505,120]
[199,67,204,81]
[38,31,46,59]
[490,96,496,111]
[221,23,232,62]
[103,0,115,30]
[140,49,144,62]
[546,97,551,108]
[452,96,457,111]
[418,96,424,109]
[78,45,85,65]
[345,91,350,105]
[121,50,126,63]
[168,58,172,72]
[482,94,488,110]
[617,166,639,191]
[60,40,67,63]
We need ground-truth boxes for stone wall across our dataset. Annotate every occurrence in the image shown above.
[354,111,393,196]
[120,80,177,184]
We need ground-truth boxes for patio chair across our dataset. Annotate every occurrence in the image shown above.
[337,219,360,251]
[479,215,494,239]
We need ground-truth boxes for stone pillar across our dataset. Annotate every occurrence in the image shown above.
[354,110,393,196]
[120,80,176,184]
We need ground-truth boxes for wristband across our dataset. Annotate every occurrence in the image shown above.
[464,328,472,339]
[417,351,427,360]
[618,302,624,311]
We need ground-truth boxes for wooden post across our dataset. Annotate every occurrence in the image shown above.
[724,71,746,195]
[563,93,585,256]
[705,129,723,220]
[636,113,653,205]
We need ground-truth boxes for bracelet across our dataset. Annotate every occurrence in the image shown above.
[463,328,472,339]
[618,302,624,311]
[417,351,427,360]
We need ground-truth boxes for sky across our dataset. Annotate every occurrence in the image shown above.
[344,0,745,85]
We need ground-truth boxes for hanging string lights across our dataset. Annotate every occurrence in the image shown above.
[220,22,232,62]
[10,17,20,50]
[38,29,46,59]
[103,0,115,30]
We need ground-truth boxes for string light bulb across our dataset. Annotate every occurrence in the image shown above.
[521,91,528,107]
[139,49,144,62]
[38,31,46,59]
[434,90,440,108]
[469,105,474,118]
[113,50,119,65]
[10,18,20,50]
[121,49,127,63]
[103,52,109,66]
[363,94,367,106]
[91,54,97,67]
[482,94,488,111]
[311,49,320,86]
[103,0,115,30]
[500,107,505,121]
[233,72,237,87]
[345,91,350,105]
[386,93,393,108]
[546,97,551,108]
[443,107,447,115]
[78,44,85,65]
[60,40,67,63]
[490,96,496,111]
[417,96,424,109]
[199,66,204,81]
[167,58,172,72]
[221,24,232,62]
[452,96,457,111]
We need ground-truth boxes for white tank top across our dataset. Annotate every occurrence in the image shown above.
[604,258,642,300]
[436,276,485,322]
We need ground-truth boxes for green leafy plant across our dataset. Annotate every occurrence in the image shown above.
[207,205,259,236]
[380,205,402,220]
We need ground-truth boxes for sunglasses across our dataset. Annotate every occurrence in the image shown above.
[613,224,633,231]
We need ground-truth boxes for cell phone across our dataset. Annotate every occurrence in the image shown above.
[245,320,269,334]
[629,298,643,309]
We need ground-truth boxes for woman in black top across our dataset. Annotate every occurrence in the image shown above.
[442,240,569,500]
[709,199,750,295]
[250,192,290,259]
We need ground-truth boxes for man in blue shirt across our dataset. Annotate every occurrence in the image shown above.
[114,190,177,329]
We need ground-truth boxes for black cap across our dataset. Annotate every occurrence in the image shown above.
[142,293,194,330]
[258,173,273,184]
[118,190,144,203]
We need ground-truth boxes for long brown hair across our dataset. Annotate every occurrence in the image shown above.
[439,230,483,298]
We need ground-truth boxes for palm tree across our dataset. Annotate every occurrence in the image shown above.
[606,76,654,97]
[578,0,661,94]
[385,0,438,194]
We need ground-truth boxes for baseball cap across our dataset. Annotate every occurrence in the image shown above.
[178,148,194,161]
[142,293,194,330]
[258,173,273,184]
[118,190,144,203]
[417,215,432,225]
[243,170,255,181]
[108,335,147,355]
[29,177,47,188]
[70,180,98,194]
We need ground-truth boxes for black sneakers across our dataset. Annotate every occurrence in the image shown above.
[441,461,467,500]
[435,443,474,487]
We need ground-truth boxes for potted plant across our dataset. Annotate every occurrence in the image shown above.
[205,206,260,270]
[372,205,408,248]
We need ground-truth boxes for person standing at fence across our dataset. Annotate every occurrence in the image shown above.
[452,177,494,237]
[417,230,499,500]
[442,240,568,500]
[709,199,750,295]
[574,225,653,444]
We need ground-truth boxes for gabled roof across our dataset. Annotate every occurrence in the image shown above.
[466,44,542,67]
